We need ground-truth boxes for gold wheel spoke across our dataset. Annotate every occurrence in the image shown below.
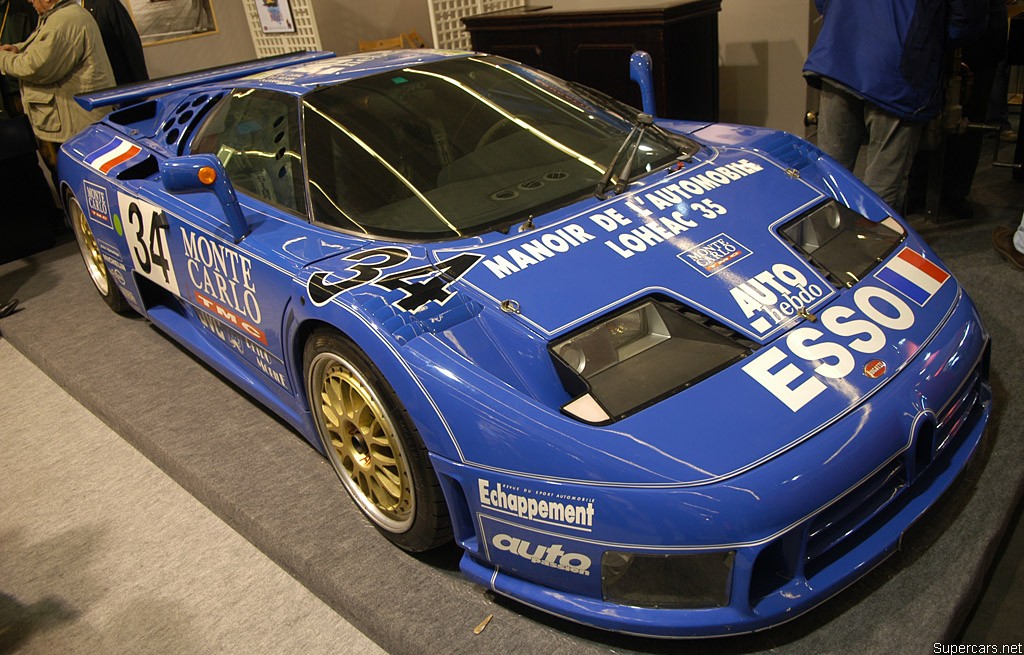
[313,353,414,529]
[369,446,397,468]
[368,476,400,508]
[374,464,403,495]
[71,199,109,295]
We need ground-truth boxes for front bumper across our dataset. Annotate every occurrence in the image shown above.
[431,291,991,637]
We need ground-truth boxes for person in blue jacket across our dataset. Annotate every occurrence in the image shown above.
[804,0,987,213]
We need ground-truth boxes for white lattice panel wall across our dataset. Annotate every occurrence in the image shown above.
[428,0,526,51]
[243,0,322,58]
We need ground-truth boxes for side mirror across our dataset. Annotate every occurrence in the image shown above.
[629,51,656,117]
[160,154,249,243]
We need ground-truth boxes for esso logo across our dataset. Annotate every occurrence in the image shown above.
[743,285,914,411]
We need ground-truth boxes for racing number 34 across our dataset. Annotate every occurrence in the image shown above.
[116,192,181,295]
[127,202,170,283]
[308,247,482,312]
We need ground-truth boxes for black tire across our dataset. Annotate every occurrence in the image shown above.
[304,328,452,551]
[67,192,133,314]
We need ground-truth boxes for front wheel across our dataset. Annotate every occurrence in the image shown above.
[67,191,132,314]
[304,329,451,551]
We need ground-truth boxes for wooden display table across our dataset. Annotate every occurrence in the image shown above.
[463,0,722,121]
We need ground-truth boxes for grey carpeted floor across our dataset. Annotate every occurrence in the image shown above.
[1,136,1023,653]
[0,339,385,654]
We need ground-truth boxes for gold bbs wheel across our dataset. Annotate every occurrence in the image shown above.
[311,350,415,530]
[69,194,110,296]
[304,329,451,551]
[67,191,131,313]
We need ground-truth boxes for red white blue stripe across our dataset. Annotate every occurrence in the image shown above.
[875,247,950,305]
[85,138,143,174]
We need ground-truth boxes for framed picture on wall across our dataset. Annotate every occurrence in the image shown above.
[256,0,295,34]
[126,0,219,46]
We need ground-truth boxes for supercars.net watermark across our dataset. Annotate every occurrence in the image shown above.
[933,644,1023,654]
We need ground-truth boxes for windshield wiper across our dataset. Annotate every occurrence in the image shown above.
[594,112,653,200]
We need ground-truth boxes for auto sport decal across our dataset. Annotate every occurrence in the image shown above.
[85,138,144,174]
[308,248,482,313]
[874,247,949,306]
[479,158,765,279]
[742,285,915,411]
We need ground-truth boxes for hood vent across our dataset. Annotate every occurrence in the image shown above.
[752,131,817,172]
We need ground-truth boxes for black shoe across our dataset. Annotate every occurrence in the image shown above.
[0,298,18,318]
[993,226,1024,271]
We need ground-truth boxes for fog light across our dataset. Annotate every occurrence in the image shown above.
[602,550,735,609]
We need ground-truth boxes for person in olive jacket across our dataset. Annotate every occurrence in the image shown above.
[0,0,114,172]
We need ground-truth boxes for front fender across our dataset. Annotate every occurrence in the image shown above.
[284,274,468,463]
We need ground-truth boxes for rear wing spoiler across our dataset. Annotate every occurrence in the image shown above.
[75,51,335,111]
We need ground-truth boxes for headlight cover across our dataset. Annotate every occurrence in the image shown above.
[779,201,905,287]
[551,300,751,423]
[602,550,736,609]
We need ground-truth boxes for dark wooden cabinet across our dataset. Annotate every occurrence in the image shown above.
[463,1,721,121]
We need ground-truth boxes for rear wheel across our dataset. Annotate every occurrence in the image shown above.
[304,329,451,551]
[67,192,131,313]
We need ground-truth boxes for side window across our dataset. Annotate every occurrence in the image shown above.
[192,89,307,216]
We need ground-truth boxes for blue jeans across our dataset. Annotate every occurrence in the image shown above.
[816,82,922,213]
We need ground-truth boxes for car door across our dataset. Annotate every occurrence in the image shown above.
[165,87,314,404]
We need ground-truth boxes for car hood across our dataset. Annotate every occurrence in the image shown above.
[438,148,834,344]
[424,146,969,485]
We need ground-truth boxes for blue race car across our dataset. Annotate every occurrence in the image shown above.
[59,50,991,637]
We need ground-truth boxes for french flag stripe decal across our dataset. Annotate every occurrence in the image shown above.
[875,247,950,305]
[86,139,142,174]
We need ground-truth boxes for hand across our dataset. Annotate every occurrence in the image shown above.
[0,45,19,53]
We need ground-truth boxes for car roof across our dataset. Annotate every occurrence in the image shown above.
[236,50,475,95]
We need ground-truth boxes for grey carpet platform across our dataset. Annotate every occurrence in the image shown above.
[2,177,1022,654]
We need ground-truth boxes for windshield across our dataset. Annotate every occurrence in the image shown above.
[302,55,698,239]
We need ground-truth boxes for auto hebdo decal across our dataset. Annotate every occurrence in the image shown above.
[742,285,916,411]
[479,158,766,279]
[116,192,181,295]
[728,262,831,335]
[307,247,483,313]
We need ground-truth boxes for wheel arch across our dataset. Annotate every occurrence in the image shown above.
[60,180,76,212]
[286,307,463,464]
